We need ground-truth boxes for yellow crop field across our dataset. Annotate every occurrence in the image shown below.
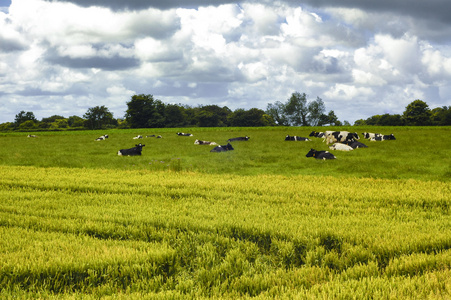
[1,164,450,299]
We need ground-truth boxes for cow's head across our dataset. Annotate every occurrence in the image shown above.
[305,149,317,158]
[225,143,234,150]
[135,143,145,148]
[309,131,316,137]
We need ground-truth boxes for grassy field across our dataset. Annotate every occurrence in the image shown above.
[0,127,450,298]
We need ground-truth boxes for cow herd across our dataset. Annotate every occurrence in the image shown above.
[305,131,396,160]
[97,130,395,159]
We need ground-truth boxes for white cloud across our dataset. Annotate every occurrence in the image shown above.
[0,0,451,124]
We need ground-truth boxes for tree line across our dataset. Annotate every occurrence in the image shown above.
[1,94,449,132]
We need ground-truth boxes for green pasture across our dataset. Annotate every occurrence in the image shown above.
[0,127,450,298]
[0,126,450,180]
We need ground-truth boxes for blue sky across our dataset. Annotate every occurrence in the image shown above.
[1,0,450,123]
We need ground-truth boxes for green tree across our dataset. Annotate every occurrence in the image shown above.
[403,100,431,126]
[14,111,37,126]
[266,101,289,126]
[83,105,114,130]
[18,120,37,130]
[430,106,451,125]
[321,110,341,126]
[68,115,85,128]
[284,92,309,126]
[228,108,275,127]
[165,104,188,128]
[125,94,165,128]
[307,97,326,126]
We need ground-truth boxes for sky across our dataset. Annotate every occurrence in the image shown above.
[1,0,451,124]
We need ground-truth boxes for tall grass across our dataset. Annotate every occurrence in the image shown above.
[0,165,450,298]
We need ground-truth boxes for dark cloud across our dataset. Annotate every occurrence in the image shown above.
[46,51,140,70]
[44,0,237,10]
[294,0,451,23]
[0,36,28,52]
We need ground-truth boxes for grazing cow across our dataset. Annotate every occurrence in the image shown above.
[309,131,325,138]
[305,148,336,160]
[118,143,145,156]
[210,143,234,152]
[285,135,311,141]
[27,134,37,138]
[194,139,217,145]
[344,141,368,149]
[133,135,143,139]
[177,132,193,136]
[329,143,353,151]
[227,136,249,142]
[95,134,108,141]
[325,131,359,144]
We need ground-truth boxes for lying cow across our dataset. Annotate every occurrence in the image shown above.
[370,134,396,141]
[177,132,193,136]
[210,143,234,152]
[146,135,162,138]
[133,135,143,139]
[362,132,381,139]
[118,143,145,156]
[325,131,359,144]
[27,134,37,138]
[309,131,324,138]
[344,141,368,149]
[329,143,353,151]
[228,136,249,142]
[95,134,108,141]
[285,135,310,141]
[194,139,217,145]
[305,148,336,160]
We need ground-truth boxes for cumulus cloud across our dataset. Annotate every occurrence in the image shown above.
[0,0,450,123]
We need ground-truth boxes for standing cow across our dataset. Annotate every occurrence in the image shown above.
[118,144,145,156]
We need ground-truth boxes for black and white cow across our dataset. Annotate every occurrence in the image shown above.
[309,131,325,138]
[177,132,193,136]
[329,143,353,151]
[227,136,249,142]
[305,148,336,160]
[194,139,218,145]
[117,143,145,156]
[362,132,381,140]
[95,134,108,141]
[325,131,359,144]
[133,135,143,139]
[370,134,396,141]
[27,134,37,138]
[146,135,162,138]
[210,143,234,152]
[344,141,368,149]
[285,135,311,141]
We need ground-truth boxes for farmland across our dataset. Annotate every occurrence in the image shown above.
[0,126,450,299]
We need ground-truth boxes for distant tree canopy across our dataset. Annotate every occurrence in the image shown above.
[354,100,450,126]
[84,105,116,130]
[3,95,448,132]
[266,92,339,126]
